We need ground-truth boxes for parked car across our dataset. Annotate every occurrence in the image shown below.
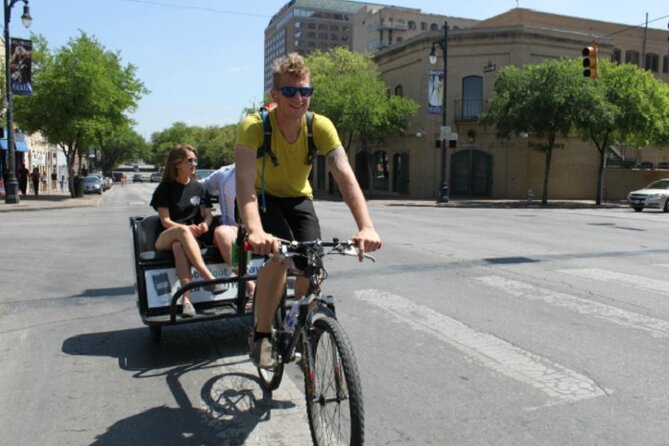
[83,175,103,194]
[195,169,217,203]
[150,172,162,183]
[195,169,214,181]
[103,177,113,190]
[132,174,143,183]
[627,179,669,212]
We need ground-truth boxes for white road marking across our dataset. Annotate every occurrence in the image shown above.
[477,275,669,338]
[560,268,669,295]
[355,289,609,406]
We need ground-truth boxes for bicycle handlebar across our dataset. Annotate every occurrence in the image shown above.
[243,238,376,262]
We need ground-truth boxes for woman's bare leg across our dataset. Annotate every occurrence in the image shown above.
[155,225,215,281]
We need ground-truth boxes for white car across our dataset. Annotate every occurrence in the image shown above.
[627,179,669,212]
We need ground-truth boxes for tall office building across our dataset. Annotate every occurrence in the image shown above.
[264,0,367,92]
[264,0,475,92]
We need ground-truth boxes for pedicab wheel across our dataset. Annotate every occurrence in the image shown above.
[149,325,162,343]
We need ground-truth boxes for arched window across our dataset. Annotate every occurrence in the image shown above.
[408,21,416,30]
[430,23,439,31]
[394,84,403,97]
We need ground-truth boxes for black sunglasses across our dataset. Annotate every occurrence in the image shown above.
[279,86,314,98]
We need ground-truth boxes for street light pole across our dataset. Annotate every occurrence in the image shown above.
[430,20,448,202]
[3,0,31,204]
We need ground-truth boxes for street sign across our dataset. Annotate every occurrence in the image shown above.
[440,126,451,140]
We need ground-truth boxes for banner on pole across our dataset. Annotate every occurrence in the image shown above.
[427,69,444,114]
[10,38,33,96]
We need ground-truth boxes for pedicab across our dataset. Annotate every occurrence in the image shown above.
[129,215,264,342]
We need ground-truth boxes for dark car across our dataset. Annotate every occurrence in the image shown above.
[150,173,162,183]
[83,175,103,194]
[132,174,143,183]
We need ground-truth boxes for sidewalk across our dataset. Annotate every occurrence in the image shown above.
[365,198,629,209]
[0,190,627,213]
[0,190,104,212]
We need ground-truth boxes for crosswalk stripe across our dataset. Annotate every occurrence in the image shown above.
[355,289,609,405]
[560,268,669,295]
[477,275,669,338]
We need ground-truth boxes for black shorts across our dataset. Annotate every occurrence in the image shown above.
[200,218,221,246]
[258,194,321,270]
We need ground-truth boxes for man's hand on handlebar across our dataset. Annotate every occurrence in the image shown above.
[245,230,279,256]
[351,227,382,262]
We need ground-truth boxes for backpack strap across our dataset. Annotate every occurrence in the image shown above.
[304,111,316,165]
[257,108,279,167]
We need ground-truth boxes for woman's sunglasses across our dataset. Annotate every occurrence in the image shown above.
[279,86,314,98]
[185,157,197,166]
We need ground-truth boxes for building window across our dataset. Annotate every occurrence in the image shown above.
[663,55,669,73]
[373,150,390,191]
[421,22,427,31]
[625,50,640,66]
[645,53,659,72]
[394,84,403,96]
[408,21,416,30]
[355,152,369,189]
[611,48,621,63]
[430,23,439,31]
[461,75,483,120]
[392,153,409,194]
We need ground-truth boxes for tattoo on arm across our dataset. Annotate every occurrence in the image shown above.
[326,147,348,172]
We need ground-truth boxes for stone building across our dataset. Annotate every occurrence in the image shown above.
[311,8,669,201]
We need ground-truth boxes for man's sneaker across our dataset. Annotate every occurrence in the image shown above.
[250,337,276,369]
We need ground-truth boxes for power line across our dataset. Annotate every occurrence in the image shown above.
[116,0,271,18]
[606,13,669,37]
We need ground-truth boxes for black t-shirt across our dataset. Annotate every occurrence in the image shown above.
[150,180,212,225]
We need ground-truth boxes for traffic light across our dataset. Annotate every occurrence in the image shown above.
[582,45,598,78]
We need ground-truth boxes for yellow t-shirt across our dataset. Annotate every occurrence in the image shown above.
[236,109,341,199]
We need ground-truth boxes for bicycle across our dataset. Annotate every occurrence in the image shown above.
[248,238,375,445]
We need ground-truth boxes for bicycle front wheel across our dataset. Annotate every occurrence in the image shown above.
[304,315,364,445]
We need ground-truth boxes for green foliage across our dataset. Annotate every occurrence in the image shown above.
[306,47,419,152]
[100,126,150,174]
[482,58,595,204]
[149,122,236,169]
[13,31,147,183]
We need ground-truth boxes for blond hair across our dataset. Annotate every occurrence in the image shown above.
[272,52,310,89]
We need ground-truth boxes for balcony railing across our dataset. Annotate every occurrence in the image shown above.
[453,99,485,122]
[369,22,409,31]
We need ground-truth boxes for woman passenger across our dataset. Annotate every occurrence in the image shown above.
[150,144,226,317]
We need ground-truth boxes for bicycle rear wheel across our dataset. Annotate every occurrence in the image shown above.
[304,315,364,445]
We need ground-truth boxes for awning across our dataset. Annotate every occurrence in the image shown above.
[0,139,30,152]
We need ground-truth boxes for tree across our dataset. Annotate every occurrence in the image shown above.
[482,59,591,205]
[149,122,196,166]
[14,32,147,196]
[306,48,418,195]
[575,61,669,204]
[193,124,236,168]
[99,126,150,174]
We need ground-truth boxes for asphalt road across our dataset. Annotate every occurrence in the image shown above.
[1,183,668,445]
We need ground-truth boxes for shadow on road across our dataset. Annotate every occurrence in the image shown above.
[61,319,296,445]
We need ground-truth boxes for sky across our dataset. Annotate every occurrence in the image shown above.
[25,0,669,140]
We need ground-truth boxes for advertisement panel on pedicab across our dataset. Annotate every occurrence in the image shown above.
[144,258,265,309]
